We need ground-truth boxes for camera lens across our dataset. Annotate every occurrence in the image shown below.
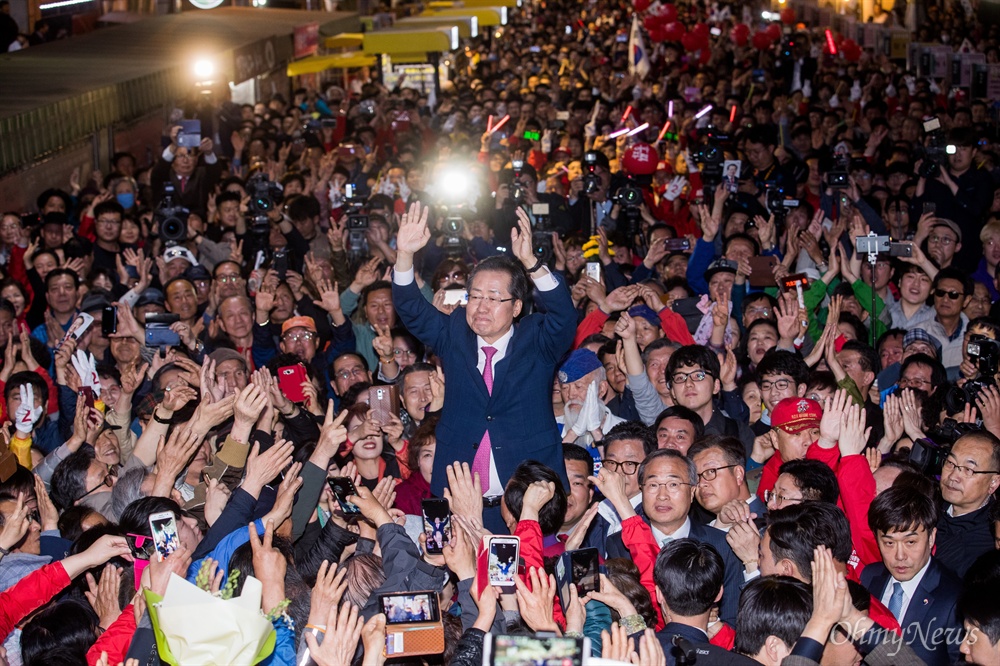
[160,216,186,243]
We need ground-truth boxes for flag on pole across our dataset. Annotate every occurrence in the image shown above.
[628,14,651,80]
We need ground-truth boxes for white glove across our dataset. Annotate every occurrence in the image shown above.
[802,80,812,99]
[664,176,687,202]
[850,81,862,102]
[684,150,700,174]
[885,83,896,98]
[14,384,43,436]
[572,382,604,436]
[72,350,101,398]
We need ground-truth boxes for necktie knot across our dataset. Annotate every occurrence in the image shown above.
[482,345,497,363]
[887,581,905,620]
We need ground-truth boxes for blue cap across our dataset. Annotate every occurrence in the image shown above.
[558,349,602,384]
[628,304,660,328]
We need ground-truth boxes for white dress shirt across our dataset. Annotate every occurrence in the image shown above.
[651,517,692,547]
[880,558,931,623]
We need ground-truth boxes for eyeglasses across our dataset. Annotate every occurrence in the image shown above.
[942,459,1000,478]
[27,509,40,524]
[642,480,693,494]
[670,370,712,385]
[746,307,772,317]
[898,377,932,389]
[928,235,957,246]
[763,489,802,506]
[603,460,640,475]
[283,332,316,343]
[934,289,963,300]
[75,471,114,502]
[468,294,515,305]
[217,275,242,284]
[760,379,792,392]
[697,464,738,482]
[393,348,417,358]
[336,367,368,381]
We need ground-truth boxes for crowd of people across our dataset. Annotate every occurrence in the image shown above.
[2,0,1000,665]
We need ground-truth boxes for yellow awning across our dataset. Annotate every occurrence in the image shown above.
[287,51,377,76]
[397,16,478,38]
[423,7,507,26]
[323,32,364,49]
[363,27,458,54]
[427,1,457,7]
[389,53,432,65]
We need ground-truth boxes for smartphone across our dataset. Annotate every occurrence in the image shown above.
[380,591,441,624]
[102,305,117,336]
[890,242,913,258]
[422,499,451,555]
[177,120,201,149]
[556,548,601,609]
[126,533,156,560]
[272,248,288,281]
[488,536,520,592]
[145,326,181,348]
[344,183,355,199]
[748,255,779,287]
[585,261,601,282]
[278,364,308,403]
[80,386,95,410]
[443,289,468,306]
[664,238,691,252]
[922,201,937,216]
[368,385,399,426]
[148,511,179,559]
[485,635,587,666]
[616,34,628,43]
[328,477,361,516]
[380,591,445,657]
[556,111,570,121]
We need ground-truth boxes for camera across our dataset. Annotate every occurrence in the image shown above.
[918,117,949,180]
[765,185,799,223]
[690,126,728,191]
[910,418,981,477]
[246,173,283,236]
[530,202,553,262]
[945,334,1000,413]
[441,214,467,257]
[155,185,189,244]
[510,159,526,207]
[582,151,602,195]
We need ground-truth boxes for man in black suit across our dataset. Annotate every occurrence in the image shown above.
[861,485,963,666]
[599,449,747,625]
[688,435,767,530]
[150,125,223,214]
[652,539,757,666]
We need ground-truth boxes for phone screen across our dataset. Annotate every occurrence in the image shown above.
[380,592,440,624]
[488,539,519,587]
[570,548,600,596]
[149,512,179,559]
[488,635,585,666]
[422,500,451,554]
[328,477,361,515]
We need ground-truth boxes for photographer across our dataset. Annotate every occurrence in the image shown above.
[915,128,994,267]
[490,163,572,253]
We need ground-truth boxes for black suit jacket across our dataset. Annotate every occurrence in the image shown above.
[150,157,222,213]
[605,511,747,626]
[859,558,962,666]
[656,622,757,666]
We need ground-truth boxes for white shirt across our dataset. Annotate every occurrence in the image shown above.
[651,516,692,547]
[600,493,643,536]
[394,265,559,497]
[880,558,931,623]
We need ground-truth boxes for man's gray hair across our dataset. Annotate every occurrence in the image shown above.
[110,467,151,521]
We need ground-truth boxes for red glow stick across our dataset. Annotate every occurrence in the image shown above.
[621,105,633,123]
[730,105,737,123]
[489,114,510,135]
[487,114,494,133]
[656,121,672,143]
[825,29,837,55]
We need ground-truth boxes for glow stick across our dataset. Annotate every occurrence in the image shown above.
[656,121,672,143]
[730,105,737,123]
[667,100,674,118]
[627,122,649,137]
[487,114,494,133]
[489,114,510,135]
[621,105,633,123]
[607,127,630,139]
[694,104,713,120]
[825,29,837,55]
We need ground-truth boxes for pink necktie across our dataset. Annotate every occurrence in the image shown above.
[472,346,497,493]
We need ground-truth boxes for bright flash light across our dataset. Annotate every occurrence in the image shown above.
[193,59,214,79]
[946,145,957,154]
[433,165,475,205]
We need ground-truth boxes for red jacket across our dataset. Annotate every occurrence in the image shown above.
[514,519,566,631]
[620,515,667,630]
[0,561,71,639]
[86,604,136,666]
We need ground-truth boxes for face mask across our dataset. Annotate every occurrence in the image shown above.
[116,192,135,209]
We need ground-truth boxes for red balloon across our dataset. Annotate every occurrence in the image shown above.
[699,48,711,65]
[644,15,659,31]
[663,21,686,42]
[633,0,651,12]
[841,39,861,62]
[661,3,677,22]
[780,7,796,25]
[752,31,772,50]
[765,23,782,42]
[731,23,750,46]
[681,32,702,52]
[648,27,667,43]
[693,22,710,38]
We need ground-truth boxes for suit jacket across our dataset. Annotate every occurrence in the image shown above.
[859,558,962,666]
[392,277,577,496]
[150,158,222,213]
[605,511,747,626]
[656,622,757,666]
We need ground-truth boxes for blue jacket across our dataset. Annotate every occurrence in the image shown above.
[392,275,577,495]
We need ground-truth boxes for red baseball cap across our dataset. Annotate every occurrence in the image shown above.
[770,397,822,434]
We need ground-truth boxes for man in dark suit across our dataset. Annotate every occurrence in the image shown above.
[392,202,577,514]
[652,539,757,666]
[600,449,747,625]
[688,435,767,530]
[861,485,963,666]
[150,125,222,214]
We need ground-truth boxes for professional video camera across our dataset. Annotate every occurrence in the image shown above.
[690,126,727,191]
[509,159,528,207]
[911,417,982,477]
[945,334,1000,413]
[440,213,467,258]
[917,117,955,180]
[155,184,189,244]
[582,151,602,195]
[246,173,283,236]
[764,184,799,225]
[611,177,644,248]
